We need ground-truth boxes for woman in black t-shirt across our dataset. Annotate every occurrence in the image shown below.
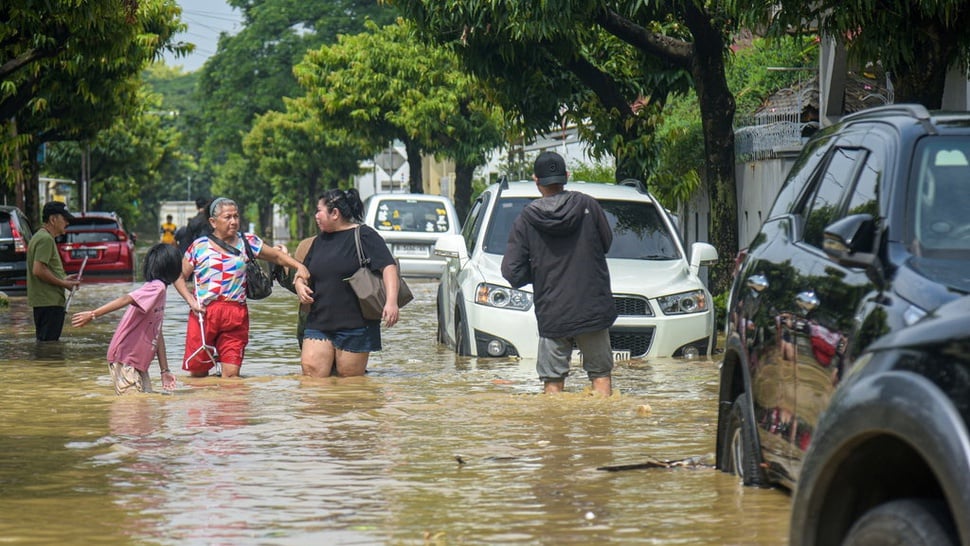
[295,189,401,377]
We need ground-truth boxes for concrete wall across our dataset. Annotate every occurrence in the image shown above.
[734,152,800,249]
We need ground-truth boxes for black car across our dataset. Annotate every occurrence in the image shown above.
[789,294,970,546]
[716,104,970,489]
[0,205,34,293]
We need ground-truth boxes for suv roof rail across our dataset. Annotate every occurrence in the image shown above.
[618,178,648,194]
[841,103,930,122]
[841,103,936,135]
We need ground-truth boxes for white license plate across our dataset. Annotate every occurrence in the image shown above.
[571,349,632,362]
[72,249,99,259]
[394,244,429,257]
[612,350,632,361]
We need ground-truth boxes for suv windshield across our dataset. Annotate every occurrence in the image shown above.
[483,196,680,260]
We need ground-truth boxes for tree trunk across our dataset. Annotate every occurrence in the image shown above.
[24,150,40,224]
[259,203,272,240]
[453,161,476,221]
[685,6,738,296]
[297,173,321,239]
[405,139,423,193]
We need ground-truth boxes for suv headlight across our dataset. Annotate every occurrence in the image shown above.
[658,290,708,315]
[475,283,533,311]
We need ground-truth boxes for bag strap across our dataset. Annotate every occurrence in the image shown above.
[209,233,257,262]
[240,233,258,263]
[353,225,370,268]
[208,234,241,256]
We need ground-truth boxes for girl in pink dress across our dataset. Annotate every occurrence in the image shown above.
[72,244,184,394]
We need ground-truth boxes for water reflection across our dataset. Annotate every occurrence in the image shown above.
[0,280,791,544]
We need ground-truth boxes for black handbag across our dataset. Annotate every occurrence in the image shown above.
[346,225,413,320]
[209,233,273,300]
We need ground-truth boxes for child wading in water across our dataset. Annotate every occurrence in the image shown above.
[72,243,183,394]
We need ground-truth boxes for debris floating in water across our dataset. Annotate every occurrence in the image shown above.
[596,455,712,472]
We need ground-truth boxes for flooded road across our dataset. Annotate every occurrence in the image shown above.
[0,279,790,544]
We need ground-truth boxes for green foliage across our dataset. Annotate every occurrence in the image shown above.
[42,89,188,228]
[0,0,188,215]
[729,36,819,119]
[243,100,364,237]
[194,0,400,217]
[291,18,506,217]
[713,289,730,330]
[394,0,691,183]
[651,36,818,208]
[728,0,970,105]
[569,159,615,183]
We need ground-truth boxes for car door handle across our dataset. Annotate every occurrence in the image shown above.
[746,274,768,292]
[796,291,819,312]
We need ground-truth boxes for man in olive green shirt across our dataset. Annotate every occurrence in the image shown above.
[27,201,80,341]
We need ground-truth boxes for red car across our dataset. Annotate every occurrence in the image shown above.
[56,211,136,278]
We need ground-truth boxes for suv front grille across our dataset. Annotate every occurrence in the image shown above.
[614,295,653,316]
[610,328,654,358]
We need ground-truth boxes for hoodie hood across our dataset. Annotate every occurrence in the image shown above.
[520,191,586,236]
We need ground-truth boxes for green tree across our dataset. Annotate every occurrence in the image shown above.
[42,89,188,230]
[653,36,818,210]
[243,99,365,237]
[295,19,506,218]
[393,0,740,292]
[143,63,205,208]
[0,0,188,220]
[729,0,970,107]
[193,0,399,226]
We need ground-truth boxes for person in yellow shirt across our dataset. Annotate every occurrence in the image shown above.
[160,214,177,245]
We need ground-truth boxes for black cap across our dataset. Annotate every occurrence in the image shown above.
[42,201,75,222]
[534,151,567,186]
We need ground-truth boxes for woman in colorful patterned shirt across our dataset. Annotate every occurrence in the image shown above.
[174,197,312,378]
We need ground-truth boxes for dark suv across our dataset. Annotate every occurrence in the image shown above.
[716,104,970,489]
[0,205,34,293]
[789,294,970,546]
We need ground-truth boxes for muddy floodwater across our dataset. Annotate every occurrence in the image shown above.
[0,279,790,544]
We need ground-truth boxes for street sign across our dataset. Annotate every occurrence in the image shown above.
[375,148,405,176]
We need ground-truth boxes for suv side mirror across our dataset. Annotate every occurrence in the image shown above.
[689,242,718,277]
[822,214,885,289]
[434,234,469,263]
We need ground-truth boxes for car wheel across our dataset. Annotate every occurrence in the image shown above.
[720,393,766,486]
[455,306,472,356]
[842,499,957,546]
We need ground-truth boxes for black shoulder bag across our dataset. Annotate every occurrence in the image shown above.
[208,234,273,300]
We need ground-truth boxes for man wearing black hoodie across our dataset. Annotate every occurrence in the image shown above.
[501,151,617,395]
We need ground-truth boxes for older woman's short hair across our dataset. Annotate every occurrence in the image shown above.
[209,197,237,217]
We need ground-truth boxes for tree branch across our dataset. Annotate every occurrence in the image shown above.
[593,8,692,70]
[562,53,634,117]
[0,73,40,121]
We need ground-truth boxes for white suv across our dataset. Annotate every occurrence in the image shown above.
[434,180,718,359]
